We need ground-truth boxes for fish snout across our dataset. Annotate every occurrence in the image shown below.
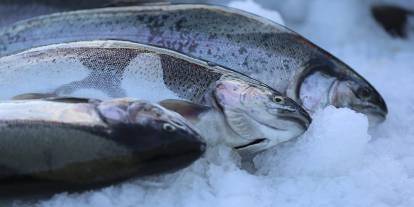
[115,120,206,175]
[155,125,206,171]
[360,99,388,125]
[374,92,388,118]
[280,98,312,130]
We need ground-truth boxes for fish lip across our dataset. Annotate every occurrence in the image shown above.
[278,112,311,130]
[375,92,388,116]
[138,131,206,173]
[245,105,311,132]
[172,137,206,158]
[328,80,387,123]
[297,106,312,127]
[270,103,312,129]
[354,104,387,123]
[234,138,268,150]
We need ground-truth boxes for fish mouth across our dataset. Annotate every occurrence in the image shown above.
[233,115,309,154]
[139,135,206,174]
[328,80,387,124]
[279,114,311,131]
[234,138,269,151]
[351,104,387,125]
[131,136,207,176]
[266,105,312,130]
[236,111,309,152]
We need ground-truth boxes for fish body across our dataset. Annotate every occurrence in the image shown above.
[0,40,311,154]
[0,0,167,28]
[0,4,387,123]
[0,97,205,196]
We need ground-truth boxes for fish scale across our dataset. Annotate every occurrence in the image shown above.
[56,48,140,97]
[159,54,222,101]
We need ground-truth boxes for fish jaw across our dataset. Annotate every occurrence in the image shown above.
[289,57,388,124]
[327,78,388,125]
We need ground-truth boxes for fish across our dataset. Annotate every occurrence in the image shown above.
[0,40,311,154]
[0,97,205,196]
[371,4,413,38]
[0,4,387,123]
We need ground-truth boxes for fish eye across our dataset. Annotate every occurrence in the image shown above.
[272,96,284,104]
[162,123,176,132]
[357,87,371,99]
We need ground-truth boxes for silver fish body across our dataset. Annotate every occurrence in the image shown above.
[0,4,387,123]
[0,0,167,28]
[0,97,205,196]
[0,40,311,154]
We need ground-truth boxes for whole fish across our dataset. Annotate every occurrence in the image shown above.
[0,40,311,154]
[0,97,205,196]
[0,4,387,123]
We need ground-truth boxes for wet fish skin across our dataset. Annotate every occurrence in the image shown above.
[0,98,205,196]
[0,0,167,8]
[0,4,387,122]
[0,40,310,154]
[0,0,168,28]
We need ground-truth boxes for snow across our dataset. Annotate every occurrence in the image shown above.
[7,0,414,206]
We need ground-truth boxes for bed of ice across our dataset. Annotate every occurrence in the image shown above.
[10,0,414,206]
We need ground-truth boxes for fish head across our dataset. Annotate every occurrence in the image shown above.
[297,57,388,125]
[286,34,388,125]
[97,98,205,173]
[328,74,388,124]
[209,76,311,153]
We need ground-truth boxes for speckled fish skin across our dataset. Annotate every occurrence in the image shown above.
[0,0,168,28]
[0,40,247,102]
[0,4,387,123]
[0,0,166,8]
[0,98,205,196]
[0,40,310,154]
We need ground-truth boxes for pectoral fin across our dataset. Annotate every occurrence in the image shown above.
[158,99,211,122]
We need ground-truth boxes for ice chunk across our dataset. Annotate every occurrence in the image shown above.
[228,0,285,25]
